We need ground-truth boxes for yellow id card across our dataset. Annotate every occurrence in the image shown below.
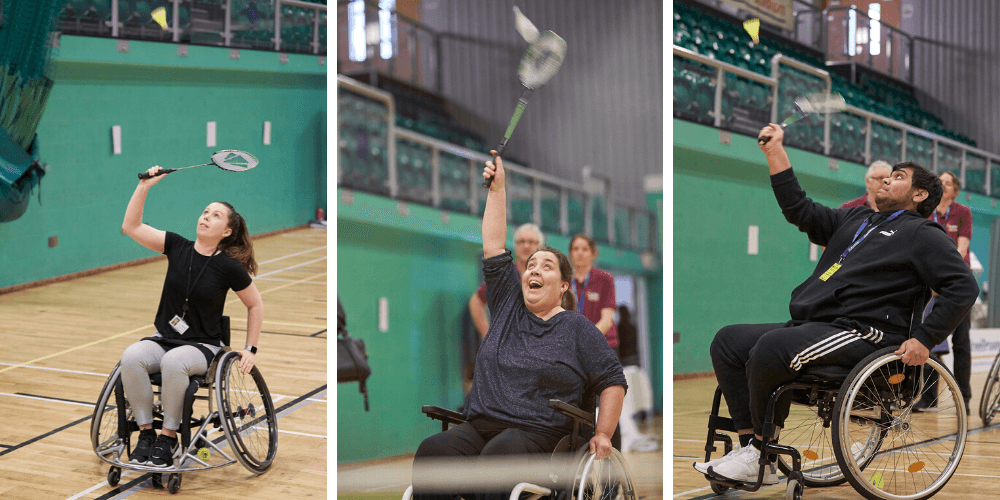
[819,263,841,281]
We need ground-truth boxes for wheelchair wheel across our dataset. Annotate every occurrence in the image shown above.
[570,449,637,500]
[775,400,847,487]
[91,363,131,461]
[215,351,278,474]
[832,347,967,500]
[979,352,1000,425]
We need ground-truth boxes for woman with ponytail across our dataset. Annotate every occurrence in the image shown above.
[411,153,627,500]
[118,166,264,469]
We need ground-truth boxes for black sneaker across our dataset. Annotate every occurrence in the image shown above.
[129,429,157,464]
[147,434,179,468]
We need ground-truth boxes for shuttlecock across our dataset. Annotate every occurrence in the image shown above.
[513,6,539,44]
[152,6,168,31]
[743,18,760,44]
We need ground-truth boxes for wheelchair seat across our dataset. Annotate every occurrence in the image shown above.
[403,400,638,500]
[90,316,279,494]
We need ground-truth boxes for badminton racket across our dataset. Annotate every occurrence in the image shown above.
[137,150,259,179]
[758,91,847,145]
[483,7,567,189]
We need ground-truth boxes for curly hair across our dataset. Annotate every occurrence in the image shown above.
[893,162,942,218]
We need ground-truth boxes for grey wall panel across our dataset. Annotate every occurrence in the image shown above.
[902,0,1000,155]
[420,0,662,202]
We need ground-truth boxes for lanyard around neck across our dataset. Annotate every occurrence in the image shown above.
[933,204,951,224]
[839,210,904,264]
[183,245,217,317]
[575,270,591,314]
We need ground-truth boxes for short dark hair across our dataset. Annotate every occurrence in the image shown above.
[893,162,942,218]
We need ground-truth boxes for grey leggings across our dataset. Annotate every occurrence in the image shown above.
[120,339,220,431]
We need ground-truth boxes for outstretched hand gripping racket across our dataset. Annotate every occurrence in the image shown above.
[137,150,259,179]
[483,7,567,188]
[758,92,847,145]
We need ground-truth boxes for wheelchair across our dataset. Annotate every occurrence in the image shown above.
[979,348,1000,425]
[90,317,279,494]
[701,340,968,500]
[401,399,638,500]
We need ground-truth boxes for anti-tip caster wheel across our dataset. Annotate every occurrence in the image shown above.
[151,472,163,489]
[107,466,121,486]
[710,481,730,495]
[167,473,182,494]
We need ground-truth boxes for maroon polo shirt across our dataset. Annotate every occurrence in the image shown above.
[572,268,618,348]
[929,202,973,267]
[839,193,871,209]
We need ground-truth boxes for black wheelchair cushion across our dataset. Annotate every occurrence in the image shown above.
[797,364,852,383]
[148,372,208,388]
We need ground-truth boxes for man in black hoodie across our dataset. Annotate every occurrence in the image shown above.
[694,123,980,485]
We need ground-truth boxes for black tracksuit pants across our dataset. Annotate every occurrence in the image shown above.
[710,320,907,435]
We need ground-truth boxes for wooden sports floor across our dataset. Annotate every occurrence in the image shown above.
[336,416,664,500]
[673,368,1000,500]
[0,226,327,499]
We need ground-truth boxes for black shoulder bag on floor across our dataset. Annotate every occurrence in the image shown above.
[337,298,371,411]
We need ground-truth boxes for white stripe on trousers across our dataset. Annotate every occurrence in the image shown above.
[789,327,883,371]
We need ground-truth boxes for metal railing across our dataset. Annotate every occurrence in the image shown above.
[58,0,326,55]
[674,44,1000,196]
[338,75,658,252]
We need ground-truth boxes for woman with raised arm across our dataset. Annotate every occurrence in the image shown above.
[119,166,264,469]
[411,152,627,500]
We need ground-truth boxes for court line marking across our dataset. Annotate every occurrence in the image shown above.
[0,362,106,377]
[0,392,94,408]
[229,319,326,329]
[0,323,153,376]
[256,256,326,279]
[255,277,327,284]
[278,429,326,439]
[257,245,327,265]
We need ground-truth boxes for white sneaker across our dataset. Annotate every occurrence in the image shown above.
[708,444,780,485]
[693,445,740,474]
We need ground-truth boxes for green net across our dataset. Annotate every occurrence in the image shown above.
[0,0,63,81]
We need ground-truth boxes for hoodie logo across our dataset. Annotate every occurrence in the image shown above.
[880,230,896,237]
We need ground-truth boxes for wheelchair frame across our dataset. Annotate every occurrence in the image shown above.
[700,346,969,500]
[401,399,639,500]
[90,317,279,494]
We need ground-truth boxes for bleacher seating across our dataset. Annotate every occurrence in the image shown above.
[673,0,976,160]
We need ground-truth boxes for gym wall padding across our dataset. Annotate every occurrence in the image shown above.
[337,188,663,463]
[0,35,325,289]
[673,119,997,375]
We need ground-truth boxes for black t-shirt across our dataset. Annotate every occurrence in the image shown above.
[152,232,253,347]
[463,250,628,439]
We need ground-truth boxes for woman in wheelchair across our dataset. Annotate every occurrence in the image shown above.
[409,152,628,500]
[119,166,263,468]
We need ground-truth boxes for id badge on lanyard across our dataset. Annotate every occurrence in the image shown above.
[172,246,216,335]
[819,210,904,281]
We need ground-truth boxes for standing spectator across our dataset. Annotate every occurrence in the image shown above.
[915,171,974,413]
[840,160,892,210]
[617,305,640,367]
[569,233,622,451]
[467,224,544,338]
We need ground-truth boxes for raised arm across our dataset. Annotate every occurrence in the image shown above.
[482,150,507,259]
[758,123,792,175]
[122,166,167,253]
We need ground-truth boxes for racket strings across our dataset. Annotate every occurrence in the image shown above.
[213,151,259,172]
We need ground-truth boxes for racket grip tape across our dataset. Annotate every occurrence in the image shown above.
[482,142,508,189]
[138,168,176,179]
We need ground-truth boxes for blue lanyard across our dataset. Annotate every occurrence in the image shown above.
[839,210,904,264]
[575,271,591,314]
[933,205,950,225]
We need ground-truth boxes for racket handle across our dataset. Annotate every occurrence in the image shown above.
[757,123,789,146]
[482,142,508,188]
[138,168,176,179]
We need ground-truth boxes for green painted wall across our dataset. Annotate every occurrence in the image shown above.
[337,188,663,463]
[673,119,997,374]
[0,36,326,288]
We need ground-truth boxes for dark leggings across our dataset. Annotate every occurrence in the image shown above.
[412,419,563,500]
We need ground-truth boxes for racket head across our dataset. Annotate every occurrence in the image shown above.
[518,30,567,89]
[211,150,259,172]
[794,92,847,115]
